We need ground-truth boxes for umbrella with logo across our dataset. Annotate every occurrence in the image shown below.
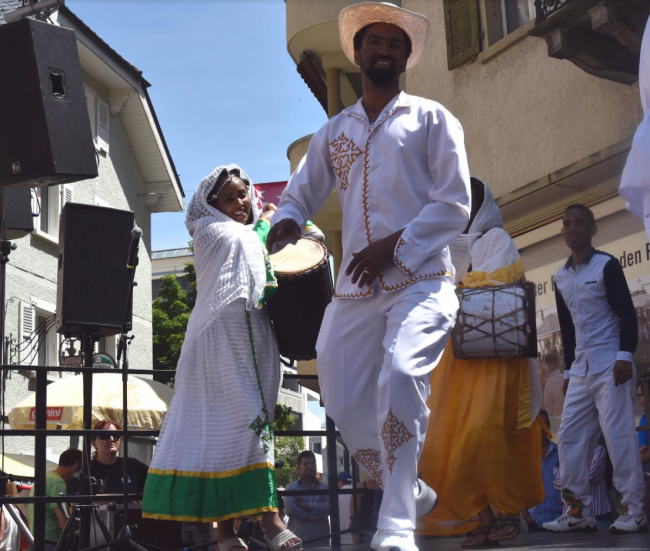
[8,373,174,430]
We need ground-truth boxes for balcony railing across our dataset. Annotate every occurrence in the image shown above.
[534,0,576,23]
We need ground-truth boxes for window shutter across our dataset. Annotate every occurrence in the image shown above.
[18,302,37,366]
[30,189,38,217]
[96,98,110,153]
[61,184,73,208]
[48,331,59,370]
[443,0,481,70]
[84,83,98,144]
[48,185,61,238]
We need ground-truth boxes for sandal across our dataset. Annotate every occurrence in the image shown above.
[460,525,499,548]
[265,529,303,551]
[487,516,520,542]
[219,537,249,551]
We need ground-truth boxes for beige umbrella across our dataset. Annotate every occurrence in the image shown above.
[8,374,174,430]
[0,453,58,478]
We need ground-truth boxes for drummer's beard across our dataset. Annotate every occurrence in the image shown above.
[361,55,402,87]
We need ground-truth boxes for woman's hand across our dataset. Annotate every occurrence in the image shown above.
[260,203,278,222]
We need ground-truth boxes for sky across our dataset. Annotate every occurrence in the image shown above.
[67,0,328,251]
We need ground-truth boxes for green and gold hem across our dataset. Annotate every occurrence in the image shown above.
[143,462,278,522]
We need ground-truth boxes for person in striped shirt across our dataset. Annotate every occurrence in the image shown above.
[554,440,611,527]
[524,410,562,530]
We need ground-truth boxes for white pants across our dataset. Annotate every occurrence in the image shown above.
[316,279,457,531]
[559,366,645,517]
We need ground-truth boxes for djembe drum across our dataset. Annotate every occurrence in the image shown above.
[452,282,537,359]
[267,238,334,361]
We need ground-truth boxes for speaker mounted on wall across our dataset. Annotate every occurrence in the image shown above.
[5,189,34,240]
[0,18,98,189]
[57,203,134,337]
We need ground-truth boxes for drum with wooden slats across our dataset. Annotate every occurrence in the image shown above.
[267,238,334,361]
[452,282,538,359]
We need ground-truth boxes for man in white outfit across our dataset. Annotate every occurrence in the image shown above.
[544,204,647,534]
[267,4,471,551]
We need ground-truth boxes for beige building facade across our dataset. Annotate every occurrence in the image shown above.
[284,0,650,429]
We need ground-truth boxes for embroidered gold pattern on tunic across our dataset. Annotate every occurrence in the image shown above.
[394,237,413,277]
[379,270,454,292]
[381,409,414,473]
[361,137,373,243]
[354,448,383,487]
[334,288,373,299]
[330,133,363,191]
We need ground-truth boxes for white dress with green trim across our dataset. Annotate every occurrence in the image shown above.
[143,165,281,522]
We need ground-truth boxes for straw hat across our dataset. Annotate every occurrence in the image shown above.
[339,2,430,69]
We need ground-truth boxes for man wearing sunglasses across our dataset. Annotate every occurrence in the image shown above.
[89,420,149,495]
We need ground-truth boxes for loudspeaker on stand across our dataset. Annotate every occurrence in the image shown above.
[57,203,134,337]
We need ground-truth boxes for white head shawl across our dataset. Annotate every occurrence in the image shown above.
[620,17,650,236]
[184,164,267,346]
[449,178,503,283]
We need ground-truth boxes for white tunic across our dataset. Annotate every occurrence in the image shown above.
[620,17,650,237]
[274,91,471,298]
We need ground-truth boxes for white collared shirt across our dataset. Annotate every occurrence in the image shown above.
[554,249,637,379]
[274,91,471,298]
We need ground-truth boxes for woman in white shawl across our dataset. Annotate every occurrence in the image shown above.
[143,165,301,551]
[620,17,650,239]
[418,178,545,548]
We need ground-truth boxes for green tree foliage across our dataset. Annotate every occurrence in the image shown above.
[152,247,196,385]
[275,436,305,488]
[273,404,305,487]
[274,404,296,432]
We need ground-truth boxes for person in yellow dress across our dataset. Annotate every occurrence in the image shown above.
[418,178,545,548]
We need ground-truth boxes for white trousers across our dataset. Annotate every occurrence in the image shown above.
[316,279,458,531]
[559,366,645,517]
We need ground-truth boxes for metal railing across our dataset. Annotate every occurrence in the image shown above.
[534,0,577,24]
[0,365,371,550]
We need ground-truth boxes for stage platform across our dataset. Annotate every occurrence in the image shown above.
[312,531,649,550]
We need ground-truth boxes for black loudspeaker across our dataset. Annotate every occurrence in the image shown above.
[57,203,134,337]
[5,189,34,239]
[0,18,98,189]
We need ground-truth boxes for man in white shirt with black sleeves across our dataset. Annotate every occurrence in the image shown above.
[267,4,471,551]
[544,204,647,534]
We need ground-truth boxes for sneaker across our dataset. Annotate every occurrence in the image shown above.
[370,531,381,550]
[371,530,418,551]
[609,514,648,534]
[415,479,438,519]
[543,511,598,533]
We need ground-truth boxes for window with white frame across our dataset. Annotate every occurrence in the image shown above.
[32,184,73,239]
[19,301,117,375]
[19,300,62,376]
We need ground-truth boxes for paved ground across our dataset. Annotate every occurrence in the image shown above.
[418,531,650,550]
[312,531,650,550]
